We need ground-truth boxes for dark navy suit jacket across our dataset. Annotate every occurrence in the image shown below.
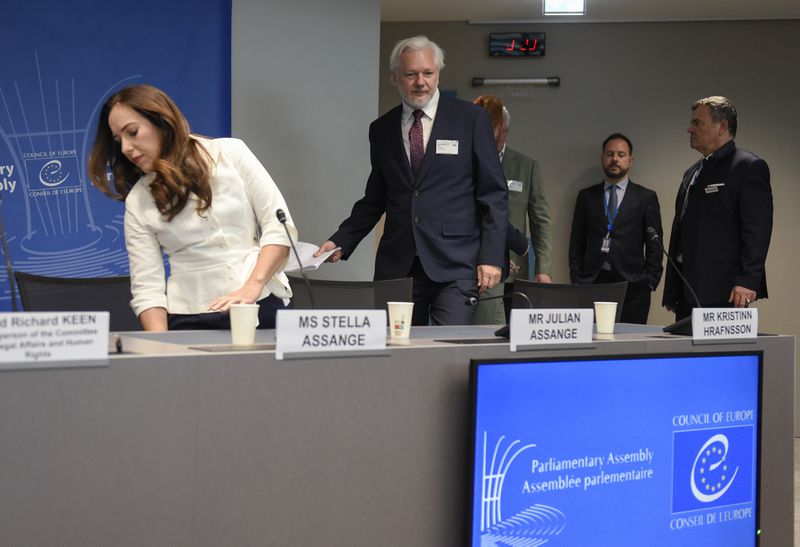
[568,180,664,290]
[663,141,772,306]
[331,97,508,283]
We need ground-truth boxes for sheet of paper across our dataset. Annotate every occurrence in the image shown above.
[284,241,340,272]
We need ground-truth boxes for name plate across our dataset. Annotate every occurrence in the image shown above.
[509,308,594,351]
[692,308,758,342]
[275,309,387,360]
[0,312,110,370]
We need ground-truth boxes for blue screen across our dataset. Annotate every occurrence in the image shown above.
[469,353,761,546]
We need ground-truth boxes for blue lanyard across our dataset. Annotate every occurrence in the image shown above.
[603,187,618,233]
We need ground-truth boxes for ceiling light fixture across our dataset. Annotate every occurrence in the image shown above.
[543,0,585,16]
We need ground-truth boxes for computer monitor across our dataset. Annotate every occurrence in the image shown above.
[469,352,762,546]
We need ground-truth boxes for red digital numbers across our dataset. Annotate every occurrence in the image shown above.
[490,33,545,57]
[505,38,539,52]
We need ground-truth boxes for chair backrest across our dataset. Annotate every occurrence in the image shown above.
[511,280,628,323]
[287,276,413,313]
[14,271,141,331]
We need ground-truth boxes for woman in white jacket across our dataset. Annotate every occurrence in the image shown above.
[89,84,296,331]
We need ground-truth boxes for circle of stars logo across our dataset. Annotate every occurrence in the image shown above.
[697,444,729,493]
[689,433,739,503]
[39,160,69,187]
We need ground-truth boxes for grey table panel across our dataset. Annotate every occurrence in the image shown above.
[0,327,793,547]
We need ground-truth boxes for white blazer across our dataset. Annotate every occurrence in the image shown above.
[124,137,296,316]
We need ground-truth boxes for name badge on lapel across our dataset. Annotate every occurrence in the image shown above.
[705,183,725,194]
[436,140,459,155]
[507,180,523,192]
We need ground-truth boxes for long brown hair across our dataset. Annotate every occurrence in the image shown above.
[88,84,212,221]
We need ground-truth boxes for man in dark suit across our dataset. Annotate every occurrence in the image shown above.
[316,36,507,325]
[663,96,773,320]
[568,133,663,324]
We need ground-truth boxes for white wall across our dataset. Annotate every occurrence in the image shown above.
[232,0,380,280]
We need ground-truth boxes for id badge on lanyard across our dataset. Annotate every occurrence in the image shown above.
[601,232,611,253]
[601,193,615,254]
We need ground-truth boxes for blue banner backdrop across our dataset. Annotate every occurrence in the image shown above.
[0,0,231,311]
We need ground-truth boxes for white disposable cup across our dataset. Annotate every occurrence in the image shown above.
[387,301,414,339]
[230,304,260,346]
[594,301,617,334]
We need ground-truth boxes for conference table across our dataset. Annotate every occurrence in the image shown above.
[0,324,793,546]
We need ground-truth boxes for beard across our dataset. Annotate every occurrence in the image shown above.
[603,164,629,180]
[400,89,433,109]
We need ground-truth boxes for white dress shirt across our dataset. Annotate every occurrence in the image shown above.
[124,137,296,316]
[400,89,440,162]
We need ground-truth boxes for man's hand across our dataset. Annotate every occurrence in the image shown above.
[314,240,343,262]
[535,274,552,284]
[476,264,502,293]
[729,285,756,308]
[664,304,677,313]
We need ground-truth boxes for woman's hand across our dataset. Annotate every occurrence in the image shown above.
[207,245,289,312]
[207,280,263,312]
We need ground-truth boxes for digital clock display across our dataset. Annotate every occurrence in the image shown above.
[489,32,546,57]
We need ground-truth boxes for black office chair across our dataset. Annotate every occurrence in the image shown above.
[511,280,628,323]
[14,271,141,331]
[287,276,413,312]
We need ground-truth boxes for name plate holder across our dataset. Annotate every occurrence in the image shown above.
[0,312,110,371]
[510,309,595,352]
[691,308,758,345]
[275,309,389,360]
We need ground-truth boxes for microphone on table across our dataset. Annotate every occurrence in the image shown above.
[276,209,315,310]
[466,291,532,339]
[646,226,702,335]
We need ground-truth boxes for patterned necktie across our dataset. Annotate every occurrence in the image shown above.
[607,184,619,221]
[409,109,424,175]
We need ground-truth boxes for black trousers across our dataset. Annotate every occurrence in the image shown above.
[595,269,652,324]
[408,257,478,326]
[168,294,286,330]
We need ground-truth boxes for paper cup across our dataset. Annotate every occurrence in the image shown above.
[387,301,414,339]
[230,303,260,346]
[594,301,617,334]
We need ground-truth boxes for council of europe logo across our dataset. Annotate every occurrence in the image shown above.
[24,152,81,193]
[671,426,755,513]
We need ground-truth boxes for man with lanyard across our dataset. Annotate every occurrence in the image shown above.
[568,133,664,324]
